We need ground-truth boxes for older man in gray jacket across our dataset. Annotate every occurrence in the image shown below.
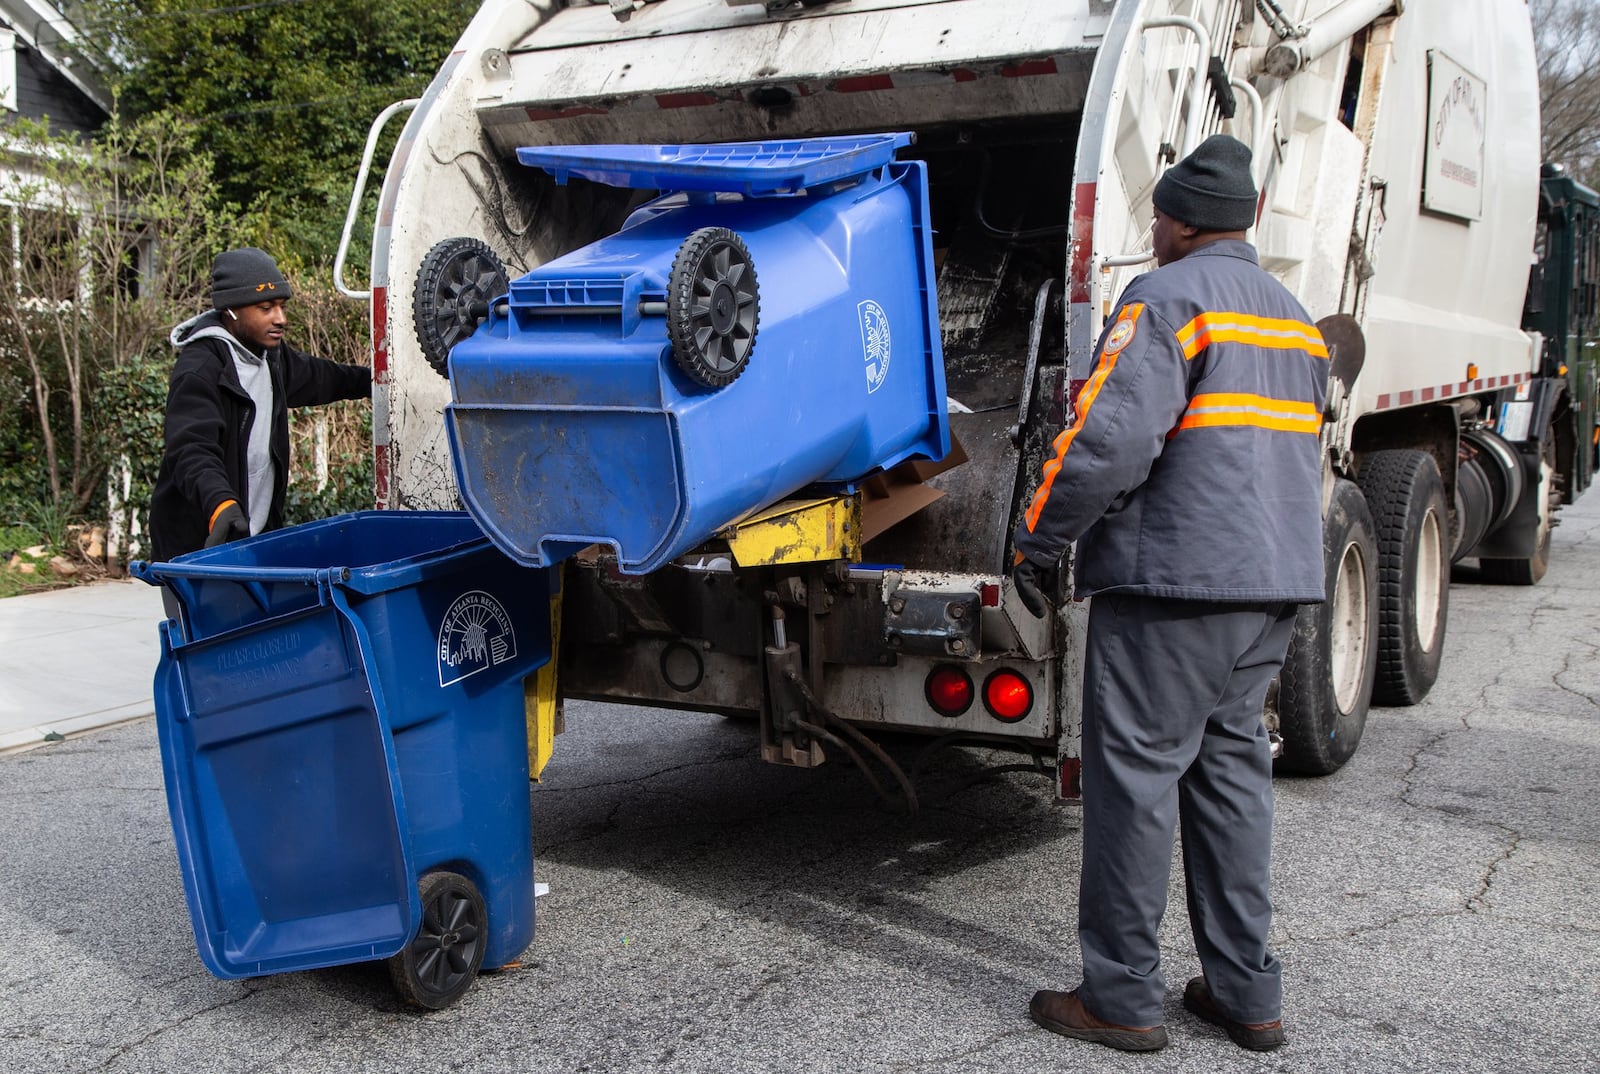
[1012,135,1327,1053]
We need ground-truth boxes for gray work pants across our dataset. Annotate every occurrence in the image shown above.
[1076,592,1295,1027]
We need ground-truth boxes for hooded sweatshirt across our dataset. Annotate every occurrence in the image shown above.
[147,311,370,562]
[170,311,275,534]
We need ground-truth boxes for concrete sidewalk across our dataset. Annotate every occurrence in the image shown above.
[0,578,167,753]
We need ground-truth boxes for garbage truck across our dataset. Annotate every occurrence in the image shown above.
[335,0,1598,796]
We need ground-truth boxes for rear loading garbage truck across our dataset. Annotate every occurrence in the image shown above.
[337,0,1597,794]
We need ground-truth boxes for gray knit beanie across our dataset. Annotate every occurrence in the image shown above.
[211,247,292,309]
[1152,135,1258,232]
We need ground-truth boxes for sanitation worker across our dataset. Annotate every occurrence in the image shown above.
[148,247,371,579]
[1011,134,1327,1053]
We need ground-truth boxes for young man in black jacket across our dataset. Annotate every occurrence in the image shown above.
[148,247,371,564]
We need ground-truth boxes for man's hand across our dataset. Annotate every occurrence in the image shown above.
[205,502,249,548]
[1012,556,1052,619]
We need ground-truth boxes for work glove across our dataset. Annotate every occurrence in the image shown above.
[1012,556,1052,619]
[205,502,249,548]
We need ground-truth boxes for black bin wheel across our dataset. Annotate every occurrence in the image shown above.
[667,226,759,388]
[413,237,508,380]
[387,870,488,1010]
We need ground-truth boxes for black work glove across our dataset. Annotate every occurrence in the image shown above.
[205,502,250,548]
[1012,556,1052,619]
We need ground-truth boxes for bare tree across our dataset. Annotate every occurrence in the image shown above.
[1533,0,1600,184]
[0,113,232,520]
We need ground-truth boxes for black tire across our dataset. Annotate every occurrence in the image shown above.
[1358,450,1450,705]
[1479,429,1556,585]
[1276,478,1379,776]
[387,870,487,1010]
[667,226,758,388]
[413,237,508,379]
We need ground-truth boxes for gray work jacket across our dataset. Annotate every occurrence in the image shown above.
[1014,239,1327,603]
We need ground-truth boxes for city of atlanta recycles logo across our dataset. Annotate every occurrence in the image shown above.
[437,589,517,686]
[858,299,891,393]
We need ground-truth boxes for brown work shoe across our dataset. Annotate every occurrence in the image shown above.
[1028,988,1169,1052]
[1182,977,1286,1051]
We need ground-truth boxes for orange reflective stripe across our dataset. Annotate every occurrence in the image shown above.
[1024,303,1144,532]
[1176,312,1329,361]
[208,499,239,530]
[1185,392,1319,418]
[1174,411,1322,435]
[1170,392,1321,437]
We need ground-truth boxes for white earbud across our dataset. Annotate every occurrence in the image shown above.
[226,309,238,320]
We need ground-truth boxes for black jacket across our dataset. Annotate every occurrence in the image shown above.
[148,314,371,561]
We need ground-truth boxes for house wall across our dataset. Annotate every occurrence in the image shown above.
[13,40,105,134]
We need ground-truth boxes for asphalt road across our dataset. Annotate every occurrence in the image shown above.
[3,495,1598,1073]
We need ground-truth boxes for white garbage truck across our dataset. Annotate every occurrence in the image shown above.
[336,0,1596,797]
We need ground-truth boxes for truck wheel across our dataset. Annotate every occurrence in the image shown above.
[1358,450,1449,705]
[413,237,508,380]
[1478,430,1556,585]
[387,870,487,1010]
[668,226,759,388]
[1276,478,1378,776]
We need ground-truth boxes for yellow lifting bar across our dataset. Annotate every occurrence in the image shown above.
[724,494,863,567]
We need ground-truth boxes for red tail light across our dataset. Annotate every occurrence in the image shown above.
[983,669,1033,722]
[925,665,975,717]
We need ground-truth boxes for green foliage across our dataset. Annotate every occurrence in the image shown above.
[284,410,377,527]
[94,346,171,556]
[89,0,479,263]
[0,370,53,511]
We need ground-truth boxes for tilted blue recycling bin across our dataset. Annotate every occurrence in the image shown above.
[445,133,950,574]
[132,512,550,1003]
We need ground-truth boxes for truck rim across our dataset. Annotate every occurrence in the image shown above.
[1416,505,1444,652]
[1332,536,1373,713]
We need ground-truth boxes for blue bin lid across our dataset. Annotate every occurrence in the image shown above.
[515,133,914,197]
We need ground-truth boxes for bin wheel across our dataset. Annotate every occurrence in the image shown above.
[667,226,759,388]
[387,870,488,1010]
[413,237,508,380]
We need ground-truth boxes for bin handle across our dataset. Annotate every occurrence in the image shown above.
[334,98,421,300]
[135,561,348,615]
[134,561,339,586]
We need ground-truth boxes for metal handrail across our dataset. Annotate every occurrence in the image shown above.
[1141,16,1213,160]
[333,98,421,300]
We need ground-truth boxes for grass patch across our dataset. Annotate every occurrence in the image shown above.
[0,567,68,599]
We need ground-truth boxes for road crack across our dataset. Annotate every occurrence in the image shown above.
[89,982,268,1072]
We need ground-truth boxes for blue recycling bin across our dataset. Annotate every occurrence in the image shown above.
[131,511,550,1008]
[445,133,950,574]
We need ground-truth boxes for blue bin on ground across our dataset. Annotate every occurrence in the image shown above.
[131,511,551,1008]
[445,133,950,574]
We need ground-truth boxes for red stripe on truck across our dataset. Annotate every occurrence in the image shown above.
[833,74,895,92]
[656,91,720,109]
[1069,181,1096,304]
[524,105,609,121]
[372,285,390,509]
[1002,57,1059,77]
[1373,372,1531,411]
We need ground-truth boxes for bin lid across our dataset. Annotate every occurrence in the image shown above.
[515,133,914,197]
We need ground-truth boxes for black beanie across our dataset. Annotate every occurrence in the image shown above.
[1152,135,1258,232]
[211,247,292,309]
